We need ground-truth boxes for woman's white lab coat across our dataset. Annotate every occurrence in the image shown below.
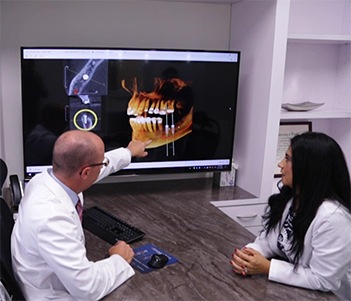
[247,199,351,300]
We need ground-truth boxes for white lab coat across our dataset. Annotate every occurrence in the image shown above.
[247,199,351,300]
[11,148,135,301]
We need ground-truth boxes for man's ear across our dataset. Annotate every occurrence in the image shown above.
[79,167,90,179]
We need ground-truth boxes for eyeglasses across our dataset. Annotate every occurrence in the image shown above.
[87,157,110,168]
[79,157,110,175]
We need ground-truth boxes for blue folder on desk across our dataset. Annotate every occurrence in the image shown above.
[131,243,178,273]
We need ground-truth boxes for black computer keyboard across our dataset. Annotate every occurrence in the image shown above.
[82,206,145,244]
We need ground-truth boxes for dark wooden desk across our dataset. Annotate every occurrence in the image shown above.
[84,178,339,301]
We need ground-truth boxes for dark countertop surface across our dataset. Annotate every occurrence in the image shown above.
[84,178,339,301]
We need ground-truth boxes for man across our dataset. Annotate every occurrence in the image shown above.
[11,130,151,300]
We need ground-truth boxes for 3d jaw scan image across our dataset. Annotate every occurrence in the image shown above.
[21,48,240,179]
[122,77,194,153]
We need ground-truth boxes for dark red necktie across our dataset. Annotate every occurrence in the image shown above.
[76,199,83,222]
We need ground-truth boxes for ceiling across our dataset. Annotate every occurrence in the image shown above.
[145,0,243,4]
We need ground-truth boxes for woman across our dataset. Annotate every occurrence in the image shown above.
[231,132,351,300]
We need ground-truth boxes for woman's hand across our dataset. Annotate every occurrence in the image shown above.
[230,247,270,276]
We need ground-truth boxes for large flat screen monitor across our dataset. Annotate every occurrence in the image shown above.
[21,47,240,181]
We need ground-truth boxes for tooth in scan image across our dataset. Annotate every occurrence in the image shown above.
[122,77,194,152]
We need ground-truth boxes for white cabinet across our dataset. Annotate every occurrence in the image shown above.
[211,198,266,236]
[217,203,265,236]
[281,0,351,170]
[215,0,350,234]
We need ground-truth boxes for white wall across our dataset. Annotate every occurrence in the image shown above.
[229,0,289,198]
[0,0,232,179]
[0,2,4,161]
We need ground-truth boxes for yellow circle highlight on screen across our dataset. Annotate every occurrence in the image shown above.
[73,109,98,131]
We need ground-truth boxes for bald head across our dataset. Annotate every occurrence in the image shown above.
[52,130,104,177]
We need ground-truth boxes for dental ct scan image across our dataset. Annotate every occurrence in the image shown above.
[21,48,240,180]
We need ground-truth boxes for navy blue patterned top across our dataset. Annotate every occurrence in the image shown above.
[277,207,296,257]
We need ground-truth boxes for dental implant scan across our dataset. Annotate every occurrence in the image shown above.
[21,47,240,181]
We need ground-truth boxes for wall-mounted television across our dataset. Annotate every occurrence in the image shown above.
[21,47,240,181]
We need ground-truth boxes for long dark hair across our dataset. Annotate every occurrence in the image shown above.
[262,132,351,265]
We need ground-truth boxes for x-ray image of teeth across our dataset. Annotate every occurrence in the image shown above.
[67,97,102,131]
[64,59,107,132]
[76,109,95,129]
[64,59,108,104]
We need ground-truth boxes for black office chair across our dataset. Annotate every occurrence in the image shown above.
[0,197,25,300]
[0,158,8,195]
[9,175,23,212]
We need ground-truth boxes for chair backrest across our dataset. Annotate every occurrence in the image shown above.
[0,159,8,193]
[0,197,25,300]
